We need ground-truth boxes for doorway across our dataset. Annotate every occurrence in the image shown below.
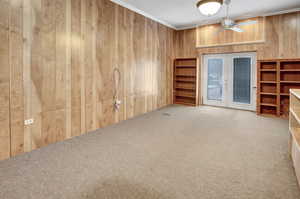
[202,52,257,111]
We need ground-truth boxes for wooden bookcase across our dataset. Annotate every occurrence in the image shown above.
[257,59,300,117]
[289,89,300,188]
[173,58,199,106]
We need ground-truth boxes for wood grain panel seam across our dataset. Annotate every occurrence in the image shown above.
[8,0,12,158]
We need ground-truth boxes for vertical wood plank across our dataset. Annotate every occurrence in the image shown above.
[84,0,94,132]
[298,12,300,58]
[55,0,67,111]
[41,0,57,146]
[0,0,11,160]
[71,0,81,137]
[29,0,43,150]
[23,0,32,152]
[65,0,72,139]
[55,0,67,141]
[281,13,298,58]
[91,0,98,130]
[10,0,24,156]
[41,0,56,113]
[80,0,86,134]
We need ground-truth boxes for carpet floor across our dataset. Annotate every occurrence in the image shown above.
[0,105,300,199]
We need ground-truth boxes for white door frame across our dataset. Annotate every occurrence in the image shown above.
[202,54,227,107]
[202,52,257,111]
[227,52,257,111]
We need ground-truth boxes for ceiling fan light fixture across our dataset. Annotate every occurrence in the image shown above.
[197,0,223,16]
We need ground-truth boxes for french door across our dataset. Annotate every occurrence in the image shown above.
[203,52,256,111]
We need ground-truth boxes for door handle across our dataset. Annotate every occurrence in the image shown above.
[252,86,257,89]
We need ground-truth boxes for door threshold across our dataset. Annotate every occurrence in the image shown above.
[202,104,256,113]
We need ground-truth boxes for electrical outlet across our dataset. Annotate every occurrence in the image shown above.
[24,119,34,126]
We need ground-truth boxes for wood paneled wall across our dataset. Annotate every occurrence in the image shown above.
[174,11,300,104]
[196,17,265,48]
[0,0,174,160]
[174,28,198,58]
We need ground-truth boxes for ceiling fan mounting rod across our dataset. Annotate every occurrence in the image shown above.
[224,0,231,5]
[225,0,230,19]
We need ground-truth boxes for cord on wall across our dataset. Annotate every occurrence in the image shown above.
[113,67,122,111]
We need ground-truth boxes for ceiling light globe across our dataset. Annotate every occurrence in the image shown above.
[197,0,223,16]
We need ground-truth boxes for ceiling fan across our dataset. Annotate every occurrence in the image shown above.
[218,0,258,33]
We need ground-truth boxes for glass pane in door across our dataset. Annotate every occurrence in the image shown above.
[207,59,223,101]
[233,57,251,104]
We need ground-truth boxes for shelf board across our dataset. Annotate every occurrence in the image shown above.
[259,113,278,118]
[175,87,195,91]
[260,92,277,96]
[280,69,300,72]
[175,94,196,99]
[175,66,196,68]
[260,81,277,84]
[175,79,195,83]
[258,60,277,63]
[261,69,276,72]
[174,101,196,106]
[176,75,196,77]
[175,58,196,60]
[260,103,277,107]
[280,81,300,83]
[280,93,290,96]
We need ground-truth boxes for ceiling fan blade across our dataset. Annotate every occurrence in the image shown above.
[236,20,258,27]
[230,27,244,33]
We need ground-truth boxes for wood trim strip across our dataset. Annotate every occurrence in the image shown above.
[196,40,266,48]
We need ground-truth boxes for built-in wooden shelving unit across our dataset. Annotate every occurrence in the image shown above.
[289,89,300,188]
[173,58,199,106]
[257,59,300,117]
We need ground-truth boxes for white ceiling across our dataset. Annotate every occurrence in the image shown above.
[111,0,300,30]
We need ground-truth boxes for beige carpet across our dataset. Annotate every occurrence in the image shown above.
[0,105,299,199]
